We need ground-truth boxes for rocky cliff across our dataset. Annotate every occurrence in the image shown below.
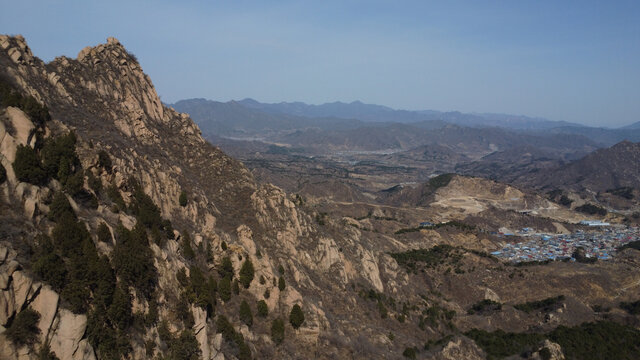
[1,35,639,360]
[0,35,446,359]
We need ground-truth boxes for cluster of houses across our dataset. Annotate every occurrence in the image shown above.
[490,226,639,263]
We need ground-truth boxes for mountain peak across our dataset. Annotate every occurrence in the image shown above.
[76,37,139,68]
[0,34,38,66]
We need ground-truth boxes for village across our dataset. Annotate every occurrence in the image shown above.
[490,225,640,263]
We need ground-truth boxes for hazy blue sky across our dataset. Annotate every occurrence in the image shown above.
[1,0,639,127]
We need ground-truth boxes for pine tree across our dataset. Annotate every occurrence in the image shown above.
[271,318,285,345]
[289,304,305,329]
[179,190,188,207]
[239,258,255,288]
[239,300,253,327]
[257,300,269,317]
[218,276,231,302]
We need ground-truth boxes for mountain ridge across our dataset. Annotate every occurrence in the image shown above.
[234,97,583,129]
[3,34,640,360]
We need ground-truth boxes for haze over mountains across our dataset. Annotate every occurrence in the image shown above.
[171,96,640,221]
[237,98,581,129]
[172,98,640,148]
[2,34,640,360]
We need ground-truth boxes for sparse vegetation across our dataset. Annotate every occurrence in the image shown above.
[467,321,640,360]
[0,162,6,184]
[112,222,157,299]
[5,308,41,347]
[219,256,234,279]
[13,144,47,185]
[271,318,285,345]
[218,276,232,302]
[620,300,640,315]
[514,296,565,314]
[40,131,79,182]
[289,304,305,329]
[575,203,607,216]
[390,245,463,272]
[106,183,126,211]
[239,258,255,288]
[467,299,502,315]
[423,335,454,350]
[402,347,417,359]
[216,315,251,359]
[608,187,634,200]
[239,300,253,327]
[47,191,75,222]
[32,236,67,291]
[97,150,112,173]
[547,189,573,206]
[572,247,597,263]
[619,240,640,251]
[87,170,101,193]
[465,328,545,359]
[97,222,112,243]
[181,232,195,260]
[395,220,476,234]
[179,190,188,207]
[257,300,269,317]
[0,78,50,126]
[37,344,59,360]
[168,330,201,360]
[427,173,454,190]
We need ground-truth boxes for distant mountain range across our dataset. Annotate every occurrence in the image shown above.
[170,98,364,136]
[171,98,640,147]
[623,121,640,129]
[237,98,581,130]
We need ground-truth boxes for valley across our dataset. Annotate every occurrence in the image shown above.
[0,35,639,360]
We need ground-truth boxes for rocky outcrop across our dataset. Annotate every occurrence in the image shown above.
[1,34,580,360]
[530,339,565,360]
[49,309,90,360]
[0,244,94,360]
[434,336,486,360]
[30,285,59,343]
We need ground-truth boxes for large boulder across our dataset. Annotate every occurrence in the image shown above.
[434,336,485,360]
[11,271,33,311]
[192,306,209,360]
[531,339,565,360]
[30,285,59,343]
[6,107,35,146]
[50,309,88,360]
[74,339,96,360]
[0,288,16,326]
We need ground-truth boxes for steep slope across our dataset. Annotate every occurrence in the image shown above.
[2,35,640,360]
[378,174,581,223]
[0,35,409,360]
[454,145,585,183]
[520,141,640,192]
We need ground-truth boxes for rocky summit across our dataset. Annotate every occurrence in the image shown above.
[1,35,640,360]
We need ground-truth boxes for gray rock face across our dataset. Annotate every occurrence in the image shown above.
[30,285,59,343]
[531,339,565,360]
[0,244,93,360]
[50,309,88,360]
[434,336,486,360]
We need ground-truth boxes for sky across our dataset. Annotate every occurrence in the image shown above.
[1,0,639,127]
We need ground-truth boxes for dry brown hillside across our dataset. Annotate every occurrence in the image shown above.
[1,35,639,360]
